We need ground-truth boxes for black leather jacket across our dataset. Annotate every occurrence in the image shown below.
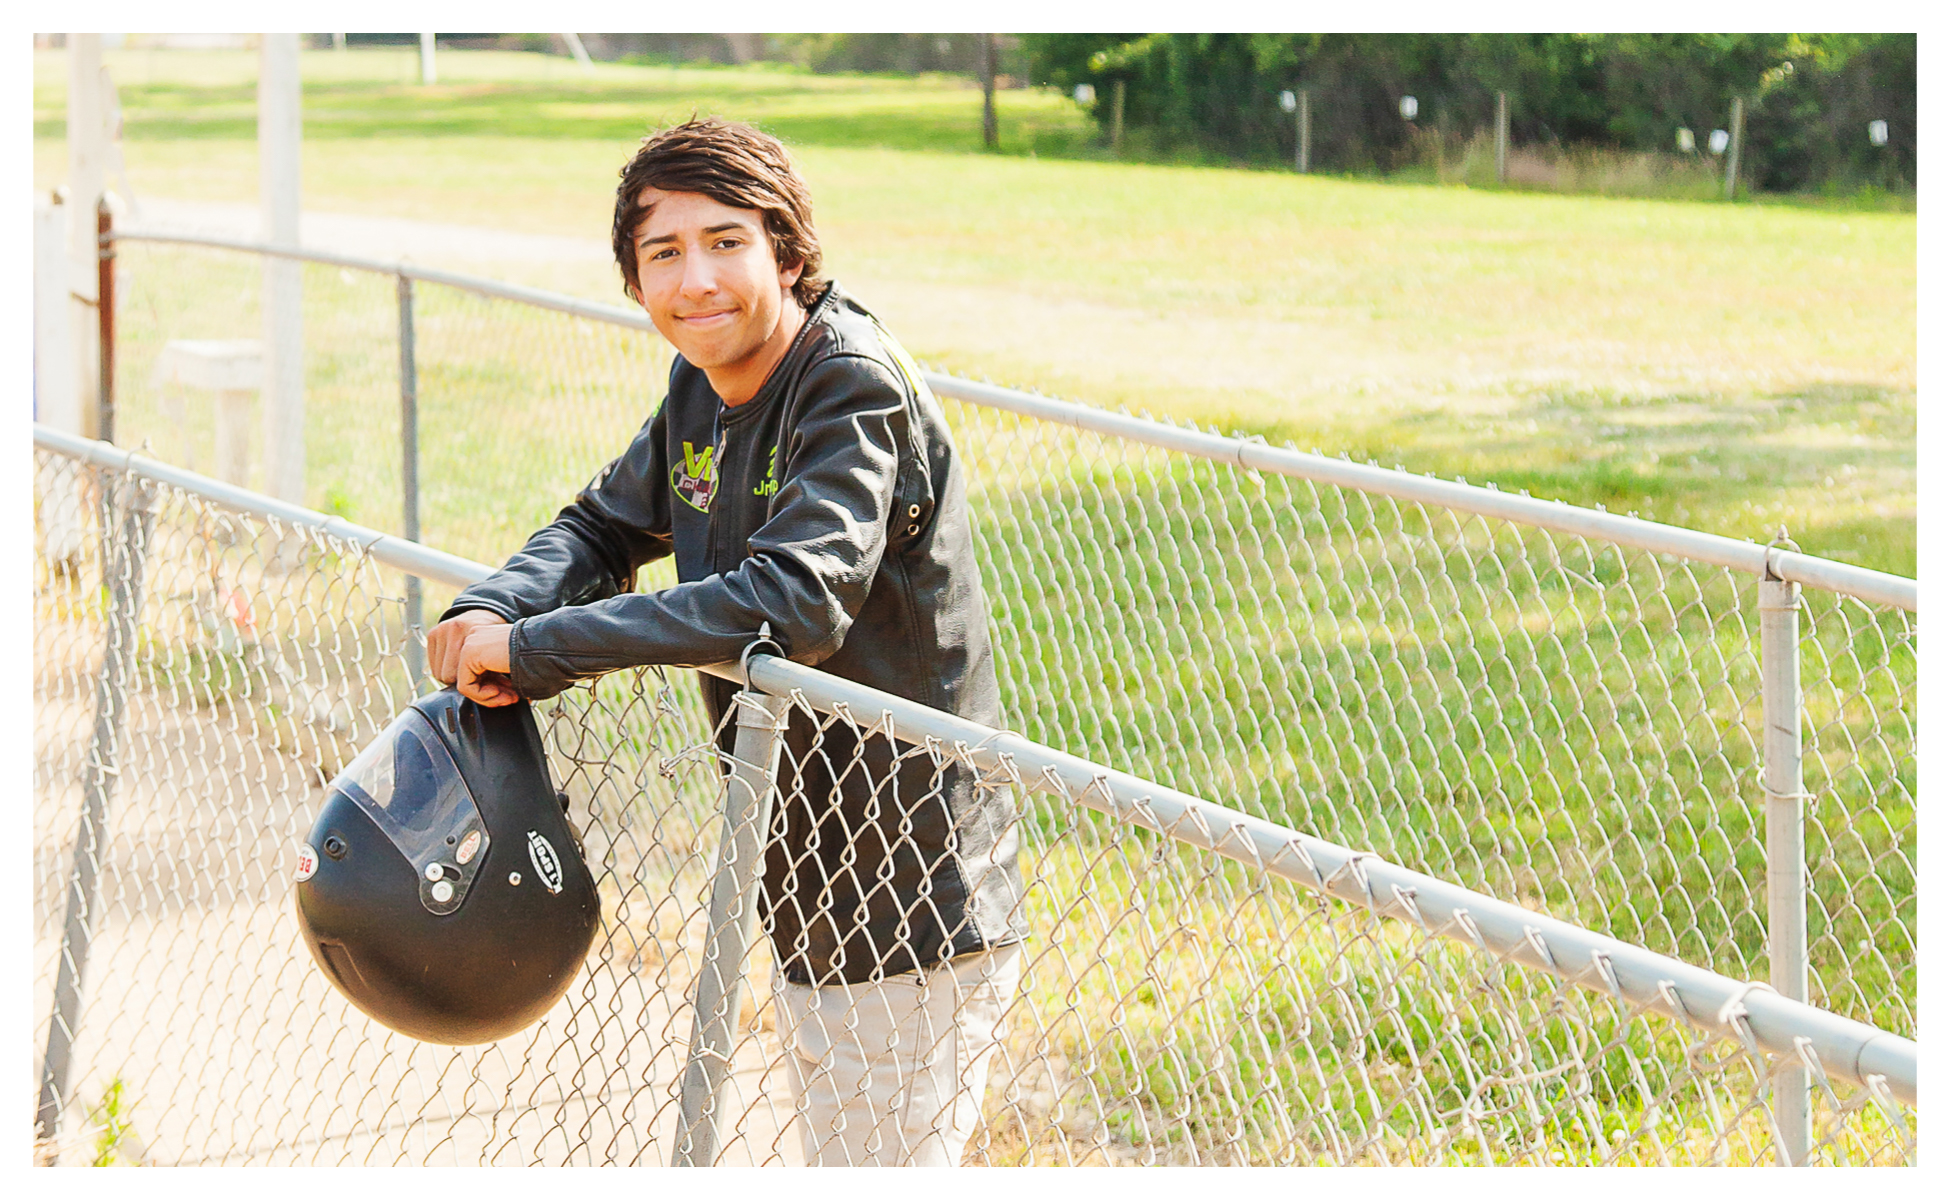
[444,282,1026,985]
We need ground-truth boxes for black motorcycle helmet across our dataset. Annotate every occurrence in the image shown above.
[293,689,600,1045]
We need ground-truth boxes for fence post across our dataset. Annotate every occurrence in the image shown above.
[672,687,789,1167]
[96,201,115,444]
[397,274,425,689]
[1759,571,1810,1165]
[1494,90,1509,184]
[36,468,154,1144]
[1297,89,1311,173]
[1725,96,1746,201]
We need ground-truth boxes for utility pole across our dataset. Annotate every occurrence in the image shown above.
[260,33,305,506]
[980,34,998,149]
[1724,96,1745,200]
[419,32,437,85]
[1494,90,1509,184]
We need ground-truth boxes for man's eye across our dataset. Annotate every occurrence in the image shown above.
[648,247,677,262]
[714,238,742,251]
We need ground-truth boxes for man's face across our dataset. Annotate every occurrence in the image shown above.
[630,188,803,372]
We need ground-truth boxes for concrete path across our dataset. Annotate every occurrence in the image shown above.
[130,198,614,269]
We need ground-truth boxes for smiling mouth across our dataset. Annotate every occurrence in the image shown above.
[677,310,736,324]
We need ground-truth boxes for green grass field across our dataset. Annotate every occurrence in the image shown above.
[35,47,1914,575]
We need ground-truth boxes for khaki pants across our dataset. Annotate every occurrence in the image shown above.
[774,943,1022,1166]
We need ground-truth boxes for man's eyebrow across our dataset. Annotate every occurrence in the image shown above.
[638,221,753,247]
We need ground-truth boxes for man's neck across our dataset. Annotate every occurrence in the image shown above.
[711,300,810,407]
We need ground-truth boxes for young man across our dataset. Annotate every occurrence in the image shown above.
[425,118,1026,1167]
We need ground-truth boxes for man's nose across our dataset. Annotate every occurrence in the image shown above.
[680,249,720,298]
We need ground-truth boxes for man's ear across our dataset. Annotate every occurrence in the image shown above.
[778,258,805,292]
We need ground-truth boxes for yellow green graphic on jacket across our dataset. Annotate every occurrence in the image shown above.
[754,444,779,498]
[672,440,716,513]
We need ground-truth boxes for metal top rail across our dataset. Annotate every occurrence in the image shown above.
[108,227,1916,612]
[31,423,1918,1106]
[109,228,659,332]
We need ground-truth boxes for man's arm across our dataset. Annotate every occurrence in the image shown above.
[504,355,909,699]
[429,408,674,698]
[441,408,676,626]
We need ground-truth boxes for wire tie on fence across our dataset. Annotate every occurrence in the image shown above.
[1794,1036,1844,1112]
[1715,981,1776,1033]
[1861,1074,1903,1125]
[1654,978,1692,1025]
[1389,883,1426,929]
[1447,907,1491,956]
[1751,767,1817,804]
[1267,836,1325,888]
[1520,925,1558,974]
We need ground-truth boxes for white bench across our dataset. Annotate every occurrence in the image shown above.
[154,339,262,486]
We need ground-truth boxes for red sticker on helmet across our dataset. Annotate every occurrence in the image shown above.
[456,829,482,865]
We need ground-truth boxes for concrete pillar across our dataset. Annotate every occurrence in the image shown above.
[35,193,85,565]
[67,34,105,439]
[259,33,305,505]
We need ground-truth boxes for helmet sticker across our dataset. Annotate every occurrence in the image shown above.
[526,831,565,895]
[456,829,483,865]
[295,843,319,882]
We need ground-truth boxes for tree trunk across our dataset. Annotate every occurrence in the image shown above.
[981,34,998,149]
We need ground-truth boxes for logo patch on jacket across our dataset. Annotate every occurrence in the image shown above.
[753,444,779,498]
[672,439,717,513]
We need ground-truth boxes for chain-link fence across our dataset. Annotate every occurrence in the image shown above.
[96,230,1917,1038]
[29,441,1918,1165]
[35,230,1916,1166]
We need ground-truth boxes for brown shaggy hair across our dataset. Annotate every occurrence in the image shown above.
[611,118,825,310]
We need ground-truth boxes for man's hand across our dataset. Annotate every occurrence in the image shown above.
[426,610,520,707]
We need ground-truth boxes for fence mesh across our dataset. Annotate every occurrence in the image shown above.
[100,240,1918,1037]
[948,404,1917,1041]
[31,450,1915,1166]
[105,240,672,578]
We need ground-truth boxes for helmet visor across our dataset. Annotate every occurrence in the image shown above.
[329,707,491,915]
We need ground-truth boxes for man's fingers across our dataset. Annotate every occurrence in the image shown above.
[427,631,454,684]
[426,611,506,688]
[460,674,518,707]
[456,640,518,707]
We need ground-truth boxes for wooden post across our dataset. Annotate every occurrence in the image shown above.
[1725,96,1745,200]
[96,201,114,444]
[1297,89,1311,173]
[1111,78,1126,154]
[980,34,997,149]
[1495,90,1509,183]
